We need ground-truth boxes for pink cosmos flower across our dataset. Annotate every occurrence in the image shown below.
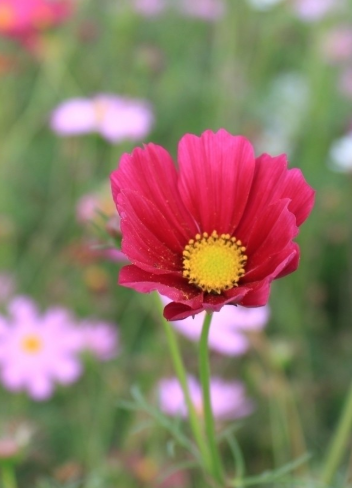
[0,0,72,45]
[0,297,82,400]
[77,321,119,361]
[50,94,154,144]
[178,0,225,21]
[158,376,254,420]
[160,295,269,355]
[292,0,340,22]
[111,129,315,321]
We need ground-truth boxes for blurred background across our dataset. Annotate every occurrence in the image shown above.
[0,0,352,486]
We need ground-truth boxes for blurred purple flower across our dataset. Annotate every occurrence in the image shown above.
[160,295,269,356]
[178,0,225,20]
[0,297,82,400]
[132,0,166,16]
[77,321,119,361]
[50,94,154,144]
[158,375,254,420]
[292,0,340,22]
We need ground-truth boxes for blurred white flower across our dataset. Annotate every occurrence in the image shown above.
[329,134,352,172]
[256,72,309,156]
[246,0,284,11]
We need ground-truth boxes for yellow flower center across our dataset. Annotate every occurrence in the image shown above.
[182,231,247,294]
[21,334,43,354]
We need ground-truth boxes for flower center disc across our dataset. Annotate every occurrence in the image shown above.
[182,231,247,294]
[21,334,43,354]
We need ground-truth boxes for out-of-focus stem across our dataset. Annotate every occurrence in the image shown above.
[1,464,17,488]
[321,379,352,486]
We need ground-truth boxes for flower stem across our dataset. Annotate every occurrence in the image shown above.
[321,379,352,486]
[199,312,224,484]
[161,315,211,470]
[1,464,17,488]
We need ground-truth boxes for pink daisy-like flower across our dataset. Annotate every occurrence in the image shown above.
[0,297,82,400]
[158,376,254,420]
[77,320,119,361]
[160,295,269,355]
[50,94,154,144]
[0,0,72,44]
[111,129,315,321]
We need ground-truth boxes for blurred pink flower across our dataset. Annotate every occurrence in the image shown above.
[320,27,352,64]
[76,194,100,224]
[102,248,128,263]
[50,94,154,144]
[158,376,254,420]
[0,297,82,400]
[0,0,72,44]
[178,0,225,20]
[132,0,166,16]
[292,0,339,22]
[160,295,269,356]
[78,321,119,361]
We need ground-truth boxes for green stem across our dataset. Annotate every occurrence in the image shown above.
[160,314,211,470]
[199,312,224,484]
[321,379,352,486]
[1,464,17,488]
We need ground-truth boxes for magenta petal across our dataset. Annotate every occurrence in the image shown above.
[111,144,197,241]
[118,191,183,273]
[245,243,299,282]
[239,280,271,307]
[178,129,256,234]
[164,302,206,320]
[244,200,298,268]
[119,265,203,307]
[237,153,315,237]
[275,243,300,278]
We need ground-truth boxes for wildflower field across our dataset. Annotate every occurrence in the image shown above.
[0,0,351,487]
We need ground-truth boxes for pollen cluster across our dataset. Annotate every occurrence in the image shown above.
[182,231,247,294]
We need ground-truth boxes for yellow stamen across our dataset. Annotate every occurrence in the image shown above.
[21,334,43,354]
[182,230,247,294]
